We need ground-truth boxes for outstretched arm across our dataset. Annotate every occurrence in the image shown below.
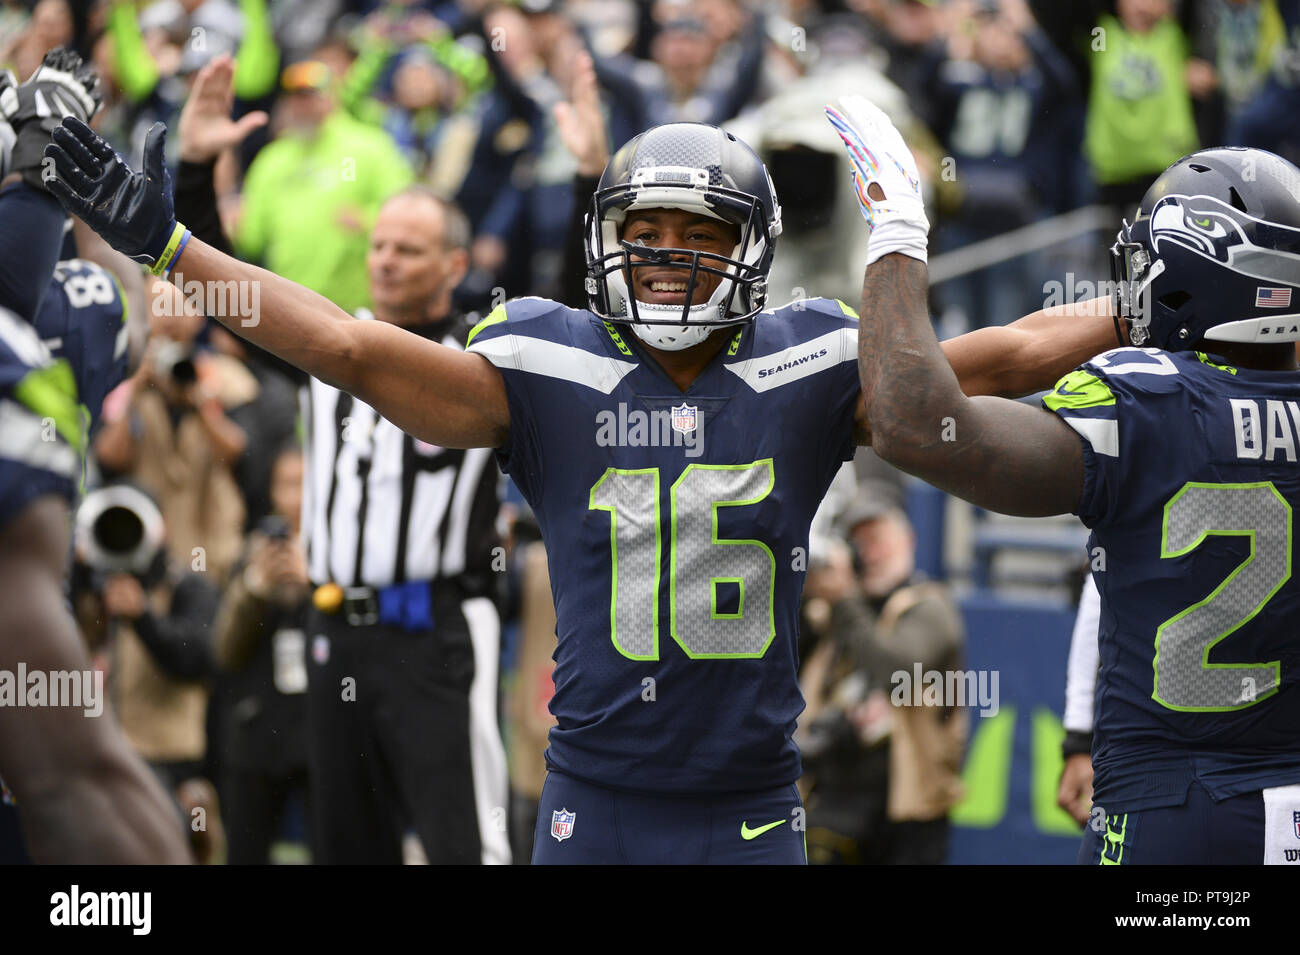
[942,296,1115,400]
[44,118,510,450]
[832,95,1083,516]
[156,238,509,449]
[852,297,1115,446]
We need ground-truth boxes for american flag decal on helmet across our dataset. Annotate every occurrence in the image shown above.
[1256,287,1292,308]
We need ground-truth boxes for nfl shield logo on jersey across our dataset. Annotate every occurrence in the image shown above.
[671,403,698,434]
[1293,811,1300,839]
[551,808,576,842]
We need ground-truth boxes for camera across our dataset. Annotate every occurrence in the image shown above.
[75,484,166,576]
[257,515,291,542]
[152,340,197,387]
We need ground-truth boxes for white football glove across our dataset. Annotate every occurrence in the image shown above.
[825,94,930,265]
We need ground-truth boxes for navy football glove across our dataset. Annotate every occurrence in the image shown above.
[44,118,188,275]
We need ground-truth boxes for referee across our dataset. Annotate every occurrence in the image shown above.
[298,186,507,864]
[172,65,509,863]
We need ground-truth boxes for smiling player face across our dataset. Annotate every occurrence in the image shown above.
[620,209,741,308]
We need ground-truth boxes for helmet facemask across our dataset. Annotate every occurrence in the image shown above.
[1109,221,1159,347]
[585,155,780,352]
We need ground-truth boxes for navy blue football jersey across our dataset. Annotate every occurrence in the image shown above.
[33,259,129,432]
[468,296,860,793]
[1045,346,1300,812]
[0,307,83,530]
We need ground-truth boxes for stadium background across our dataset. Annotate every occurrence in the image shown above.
[2,0,1297,864]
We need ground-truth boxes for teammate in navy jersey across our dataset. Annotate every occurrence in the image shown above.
[45,108,1123,863]
[834,91,1300,864]
[0,47,189,864]
[35,256,131,433]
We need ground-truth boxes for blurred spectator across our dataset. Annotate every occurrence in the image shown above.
[926,0,1078,330]
[0,1,29,59]
[848,0,947,129]
[208,325,300,530]
[269,0,344,66]
[481,0,586,299]
[94,278,253,585]
[591,4,767,130]
[1207,0,1287,111]
[728,46,940,308]
[213,442,311,864]
[4,0,73,80]
[340,16,491,173]
[71,482,224,862]
[798,484,967,865]
[1084,0,1199,216]
[93,0,278,167]
[233,57,414,312]
[1226,0,1300,158]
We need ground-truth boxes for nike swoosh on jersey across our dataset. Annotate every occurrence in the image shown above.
[740,819,787,840]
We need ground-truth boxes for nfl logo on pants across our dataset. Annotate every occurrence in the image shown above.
[551,808,576,843]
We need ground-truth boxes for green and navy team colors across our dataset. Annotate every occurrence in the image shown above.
[467,295,859,798]
[532,770,806,864]
[1045,346,1300,859]
[33,258,128,433]
[0,307,83,529]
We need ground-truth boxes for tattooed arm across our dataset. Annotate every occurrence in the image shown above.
[851,295,1117,445]
[859,253,1083,517]
[830,93,1088,512]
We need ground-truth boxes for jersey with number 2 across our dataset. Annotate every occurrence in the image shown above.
[468,296,860,794]
[1045,346,1300,812]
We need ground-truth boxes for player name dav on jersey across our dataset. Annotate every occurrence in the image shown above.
[1231,398,1300,461]
[49,885,150,935]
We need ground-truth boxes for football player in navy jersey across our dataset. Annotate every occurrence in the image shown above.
[45,107,1123,863]
[835,92,1300,864]
[0,48,189,863]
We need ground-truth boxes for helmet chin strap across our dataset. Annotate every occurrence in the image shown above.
[627,300,720,351]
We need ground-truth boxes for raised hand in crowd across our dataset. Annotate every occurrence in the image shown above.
[554,50,609,178]
[177,53,269,164]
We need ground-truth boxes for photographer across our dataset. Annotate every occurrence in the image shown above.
[94,278,253,583]
[212,443,311,864]
[797,485,967,865]
[72,482,223,861]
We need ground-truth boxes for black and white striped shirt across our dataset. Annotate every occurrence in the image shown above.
[300,310,499,590]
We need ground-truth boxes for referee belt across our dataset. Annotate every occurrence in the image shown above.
[313,580,441,631]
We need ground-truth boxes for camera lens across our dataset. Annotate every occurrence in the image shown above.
[170,357,197,385]
[93,505,145,557]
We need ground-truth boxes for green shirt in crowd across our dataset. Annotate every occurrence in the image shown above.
[1085,14,1199,186]
[236,110,414,313]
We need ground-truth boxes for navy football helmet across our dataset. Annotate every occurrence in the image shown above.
[585,123,782,350]
[1111,147,1300,350]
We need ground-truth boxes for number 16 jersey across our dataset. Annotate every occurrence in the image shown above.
[468,296,860,794]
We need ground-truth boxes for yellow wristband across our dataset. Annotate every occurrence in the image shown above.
[149,223,188,277]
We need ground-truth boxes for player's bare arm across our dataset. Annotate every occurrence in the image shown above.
[43,117,510,450]
[862,253,1083,516]
[831,95,1083,515]
[852,295,1116,445]
[942,295,1115,399]
[172,239,508,448]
